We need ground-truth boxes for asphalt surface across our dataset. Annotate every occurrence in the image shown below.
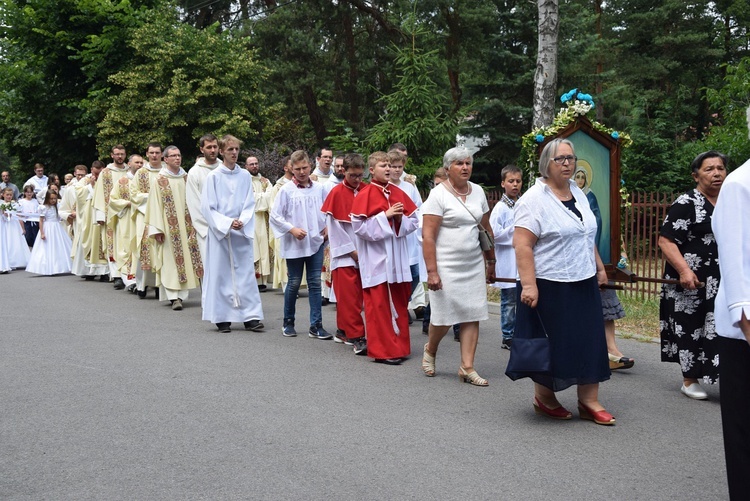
[1,271,728,500]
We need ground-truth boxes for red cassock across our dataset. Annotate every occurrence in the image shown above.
[321,181,365,341]
[350,181,418,359]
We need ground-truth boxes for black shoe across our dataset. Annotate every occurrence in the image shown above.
[501,339,512,350]
[309,325,333,340]
[321,297,330,306]
[244,320,264,331]
[216,322,231,333]
[282,319,297,337]
[155,288,159,300]
[99,274,110,282]
[414,306,426,319]
[84,275,95,281]
[351,337,368,356]
[334,329,348,344]
[375,358,402,365]
[422,324,429,335]
[258,284,267,292]
[126,284,136,293]
[113,278,125,290]
[137,287,147,299]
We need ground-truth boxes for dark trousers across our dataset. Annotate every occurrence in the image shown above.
[718,335,750,500]
[24,221,38,247]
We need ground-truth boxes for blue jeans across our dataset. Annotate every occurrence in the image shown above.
[409,263,420,300]
[284,243,325,327]
[500,288,517,341]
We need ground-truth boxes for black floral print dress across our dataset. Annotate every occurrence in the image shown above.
[659,189,720,383]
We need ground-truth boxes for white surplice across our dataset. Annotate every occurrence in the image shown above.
[200,164,264,323]
[186,157,221,259]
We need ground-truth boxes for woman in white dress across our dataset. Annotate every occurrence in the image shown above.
[1,187,31,272]
[421,147,496,386]
[26,191,72,275]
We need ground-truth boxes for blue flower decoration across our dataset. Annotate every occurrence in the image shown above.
[560,88,577,104]
[535,134,545,143]
[611,131,620,140]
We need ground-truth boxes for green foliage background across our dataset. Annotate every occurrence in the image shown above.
[1,0,749,190]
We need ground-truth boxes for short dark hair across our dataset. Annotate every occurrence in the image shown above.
[146,142,162,152]
[91,160,105,170]
[317,147,333,158]
[690,151,727,175]
[501,164,522,181]
[343,153,365,171]
[388,142,407,152]
[111,144,126,152]
[199,134,218,148]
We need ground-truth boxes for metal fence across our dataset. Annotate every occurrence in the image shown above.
[621,191,676,299]
[483,189,676,299]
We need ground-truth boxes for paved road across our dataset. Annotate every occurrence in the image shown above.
[1,272,728,500]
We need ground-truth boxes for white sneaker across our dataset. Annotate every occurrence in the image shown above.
[680,383,708,400]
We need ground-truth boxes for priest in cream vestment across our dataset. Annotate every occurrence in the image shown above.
[145,146,203,310]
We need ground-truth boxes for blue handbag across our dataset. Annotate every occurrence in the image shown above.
[507,310,551,373]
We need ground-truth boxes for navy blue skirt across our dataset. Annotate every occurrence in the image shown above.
[505,276,610,392]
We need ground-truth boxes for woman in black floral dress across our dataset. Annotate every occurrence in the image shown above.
[659,151,727,400]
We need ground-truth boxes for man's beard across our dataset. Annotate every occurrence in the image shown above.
[335,172,345,180]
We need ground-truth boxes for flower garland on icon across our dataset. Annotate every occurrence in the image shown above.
[520,88,632,170]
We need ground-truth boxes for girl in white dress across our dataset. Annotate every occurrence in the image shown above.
[1,187,31,273]
[17,184,40,247]
[26,191,73,275]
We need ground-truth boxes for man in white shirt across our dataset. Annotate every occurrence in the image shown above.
[311,147,333,182]
[712,105,750,500]
[25,163,48,202]
[186,134,221,259]
[270,150,331,340]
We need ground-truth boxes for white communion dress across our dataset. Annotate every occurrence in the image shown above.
[26,206,73,275]
[1,202,31,271]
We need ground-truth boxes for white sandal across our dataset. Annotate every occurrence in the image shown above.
[422,344,435,377]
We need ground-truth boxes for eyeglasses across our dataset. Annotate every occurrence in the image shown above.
[552,156,577,165]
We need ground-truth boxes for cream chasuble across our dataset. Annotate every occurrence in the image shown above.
[145,167,203,294]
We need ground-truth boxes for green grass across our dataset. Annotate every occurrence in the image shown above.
[616,292,660,340]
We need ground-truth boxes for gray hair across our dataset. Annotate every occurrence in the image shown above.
[443,147,473,169]
[163,145,179,159]
[538,138,575,178]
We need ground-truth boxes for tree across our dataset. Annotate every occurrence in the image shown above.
[0,0,164,172]
[365,38,460,183]
[96,11,270,159]
[533,0,560,128]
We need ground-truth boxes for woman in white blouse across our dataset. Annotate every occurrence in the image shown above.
[506,139,613,425]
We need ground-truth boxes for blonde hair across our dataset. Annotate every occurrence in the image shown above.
[368,151,389,169]
[219,134,242,151]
